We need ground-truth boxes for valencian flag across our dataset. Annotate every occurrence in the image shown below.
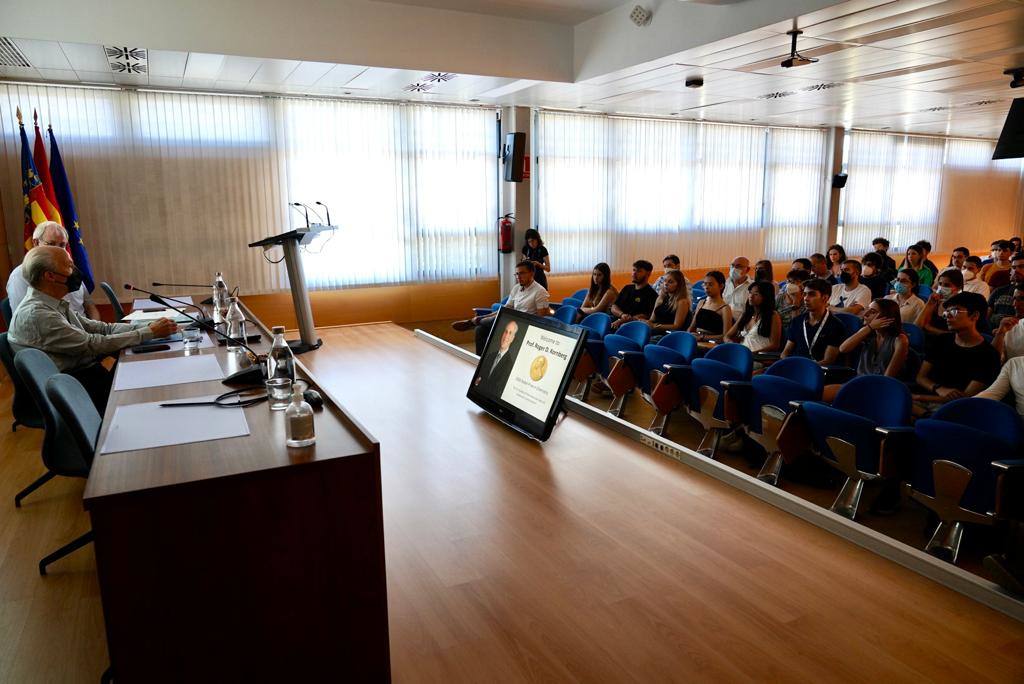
[48,125,95,292]
[18,107,62,252]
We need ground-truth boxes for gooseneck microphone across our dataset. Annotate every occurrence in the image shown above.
[290,202,310,227]
[314,201,331,225]
[125,283,210,321]
[151,281,211,289]
[149,294,265,386]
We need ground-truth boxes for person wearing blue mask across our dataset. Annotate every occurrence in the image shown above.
[885,267,926,323]
[722,256,751,319]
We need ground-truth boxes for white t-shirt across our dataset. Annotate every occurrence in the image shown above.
[885,293,926,323]
[6,263,88,316]
[963,276,990,299]
[722,278,750,319]
[505,279,550,316]
[1003,319,1024,360]
[978,356,1024,416]
[829,283,872,313]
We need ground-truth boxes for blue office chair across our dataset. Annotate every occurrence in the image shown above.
[673,343,753,457]
[40,373,101,575]
[569,313,611,400]
[99,281,125,320]
[473,296,509,318]
[798,375,912,519]
[903,322,926,353]
[612,332,697,430]
[833,312,863,340]
[0,332,44,432]
[600,321,652,416]
[1,297,12,327]
[918,285,933,300]
[550,288,589,312]
[552,305,579,325]
[13,349,93,512]
[905,398,1024,563]
[721,356,824,485]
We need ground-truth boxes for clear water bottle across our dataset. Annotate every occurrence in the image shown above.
[213,272,229,315]
[286,385,316,447]
[225,297,246,352]
[266,325,295,382]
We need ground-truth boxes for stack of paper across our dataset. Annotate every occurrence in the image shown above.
[99,396,251,454]
[121,309,193,323]
[113,354,225,391]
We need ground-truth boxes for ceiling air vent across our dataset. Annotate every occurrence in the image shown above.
[758,91,796,100]
[423,72,456,83]
[404,83,433,92]
[966,99,999,107]
[801,82,844,92]
[104,46,148,76]
[922,106,951,112]
[0,38,31,68]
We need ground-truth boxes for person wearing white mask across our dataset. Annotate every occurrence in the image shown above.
[860,252,889,299]
[885,268,927,323]
[961,255,990,298]
[775,268,809,330]
[916,269,963,336]
[992,284,1024,361]
[722,256,751,319]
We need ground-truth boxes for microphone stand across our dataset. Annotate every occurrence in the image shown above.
[151,281,216,306]
[126,284,211,323]
[149,294,265,387]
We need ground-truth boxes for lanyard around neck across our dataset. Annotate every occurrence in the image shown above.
[803,311,830,354]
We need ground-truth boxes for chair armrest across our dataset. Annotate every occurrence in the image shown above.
[753,351,782,363]
[617,350,644,360]
[822,365,856,386]
[720,380,753,424]
[875,426,915,479]
[993,460,1024,520]
[662,363,693,387]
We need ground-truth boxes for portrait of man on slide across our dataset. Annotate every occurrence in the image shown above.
[474,319,521,397]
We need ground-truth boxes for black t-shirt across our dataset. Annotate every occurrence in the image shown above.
[925,334,1000,391]
[861,274,888,300]
[787,312,846,361]
[522,244,549,288]
[614,284,657,318]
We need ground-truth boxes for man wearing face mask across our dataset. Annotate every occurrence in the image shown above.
[8,246,177,410]
[871,237,897,282]
[828,260,872,316]
[961,256,990,298]
[940,246,970,279]
[859,252,888,299]
[722,256,752,319]
[775,269,809,330]
[6,221,100,319]
[988,252,1024,329]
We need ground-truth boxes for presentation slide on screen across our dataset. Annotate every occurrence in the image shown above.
[499,324,574,422]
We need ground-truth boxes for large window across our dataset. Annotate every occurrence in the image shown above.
[0,83,498,294]
[536,111,828,272]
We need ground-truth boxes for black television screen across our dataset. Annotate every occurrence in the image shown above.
[994,98,1024,160]
[466,308,587,441]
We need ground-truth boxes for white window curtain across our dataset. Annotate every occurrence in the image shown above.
[0,83,497,295]
[535,111,827,273]
[840,131,945,255]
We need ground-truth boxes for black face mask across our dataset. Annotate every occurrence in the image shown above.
[839,272,853,285]
[56,267,83,294]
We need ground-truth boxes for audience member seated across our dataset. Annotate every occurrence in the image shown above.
[903,243,934,287]
[8,246,177,410]
[980,239,1013,285]
[822,299,909,401]
[722,256,752,319]
[6,221,100,320]
[940,246,970,278]
[978,356,1024,416]
[912,292,1000,416]
[859,252,888,299]
[916,269,963,336]
[872,237,897,282]
[609,260,657,331]
[791,257,812,273]
[827,243,846,280]
[809,252,833,284]
[521,228,550,291]
[725,281,782,354]
[688,271,733,342]
[988,252,1024,329]
[781,278,846,365]
[962,256,990,298]
[753,259,775,289]
[993,284,1024,361]
[579,262,618,319]
[828,260,871,316]
[885,268,925,323]
[645,269,690,338]
[916,240,940,280]
[775,269,809,330]
[453,260,549,354]
[653,254,689,295]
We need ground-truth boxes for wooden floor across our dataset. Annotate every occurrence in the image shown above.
[2,321,1024,681]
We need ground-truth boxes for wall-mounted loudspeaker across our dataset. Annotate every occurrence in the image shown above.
[503,132,526,183]
[832,172,848,189]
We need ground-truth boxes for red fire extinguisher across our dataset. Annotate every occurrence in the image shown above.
[498,213,515,253]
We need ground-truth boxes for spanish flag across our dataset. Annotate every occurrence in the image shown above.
[32,110,63,228]
[18,107,61,252]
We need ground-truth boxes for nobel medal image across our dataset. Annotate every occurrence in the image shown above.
[529,355,548,381]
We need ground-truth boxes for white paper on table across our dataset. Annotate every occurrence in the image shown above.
[113,354,225,391]
[124,332,216,356]
[121,309,193,323]
[133,296,193,311]
[99,395,251,454]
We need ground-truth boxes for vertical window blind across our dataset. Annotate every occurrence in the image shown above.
[0,83,498,294]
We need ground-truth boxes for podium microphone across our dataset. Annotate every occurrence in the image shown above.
[125,284,210,322]
[314,201,331,225]
[290,202,310,227]
[148,294,265,386]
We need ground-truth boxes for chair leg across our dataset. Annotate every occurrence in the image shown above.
[15,471,56,508]
[824,437,878,520]
[607,391,629,417]
[12,419,19,432]
[649,411,669,436]
[696,428,723,459]
[925,521,966,564]
[39,530,94,576]
[905,460,994,564]
[755,406,787,486]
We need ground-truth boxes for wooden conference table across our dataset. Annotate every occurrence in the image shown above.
[83,301,389,682]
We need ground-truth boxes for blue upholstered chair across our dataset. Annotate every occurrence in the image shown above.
[903,323,926,353]
[569,313,611,400]
[99,281,125,320]
[799,375,912,519]
[552,305,579,325]
[833,312,863,340]
[609,331,697,426]
[0,332,44,432]
[473,296,509,318]
[721,356,824,485]
[905,398,1024,563]
[599,321,651,416]
[550,288,588,312]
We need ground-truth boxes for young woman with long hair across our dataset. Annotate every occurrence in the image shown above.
[725,280,782,352]
[646,269,691,337]
[822,297,909,401]
[579,262,617,317]
[688,270,733,342]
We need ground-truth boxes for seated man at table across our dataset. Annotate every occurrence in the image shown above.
[6,221,100,319]
[8,246,178,410]
[452,260,549,355]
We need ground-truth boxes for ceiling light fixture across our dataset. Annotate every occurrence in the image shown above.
[781,30,818,68]
[629,6,652,27]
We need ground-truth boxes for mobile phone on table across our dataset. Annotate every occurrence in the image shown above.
[130,344,171,354]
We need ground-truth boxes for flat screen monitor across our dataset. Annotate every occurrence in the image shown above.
[466,308,588,441]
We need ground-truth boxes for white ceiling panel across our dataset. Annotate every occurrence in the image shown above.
[218,56,263,82]
[314,64,370,88]
[11,38,72,70]
[37,68,79,81]
[0,65,39,79]
[112,72,149,85]
[58,42,109,72]
[183,53,225,80]
[148,76,183,88]
[252,59,300,84]
[75,70,116,83]
[284,61,336,86]
[148,50,188,78]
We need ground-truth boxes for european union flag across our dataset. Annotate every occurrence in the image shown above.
[48,126,95,293]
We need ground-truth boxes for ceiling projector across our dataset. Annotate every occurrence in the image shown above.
[782,29,818,68]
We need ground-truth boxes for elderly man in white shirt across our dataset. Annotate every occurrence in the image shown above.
[6,221,99,320]
[452,260,549,355]
[722,256,752,319]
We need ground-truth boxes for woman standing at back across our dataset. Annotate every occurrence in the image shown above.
[522,229,551,291]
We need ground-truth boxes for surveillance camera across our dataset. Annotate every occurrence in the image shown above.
[685,77,704,89]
